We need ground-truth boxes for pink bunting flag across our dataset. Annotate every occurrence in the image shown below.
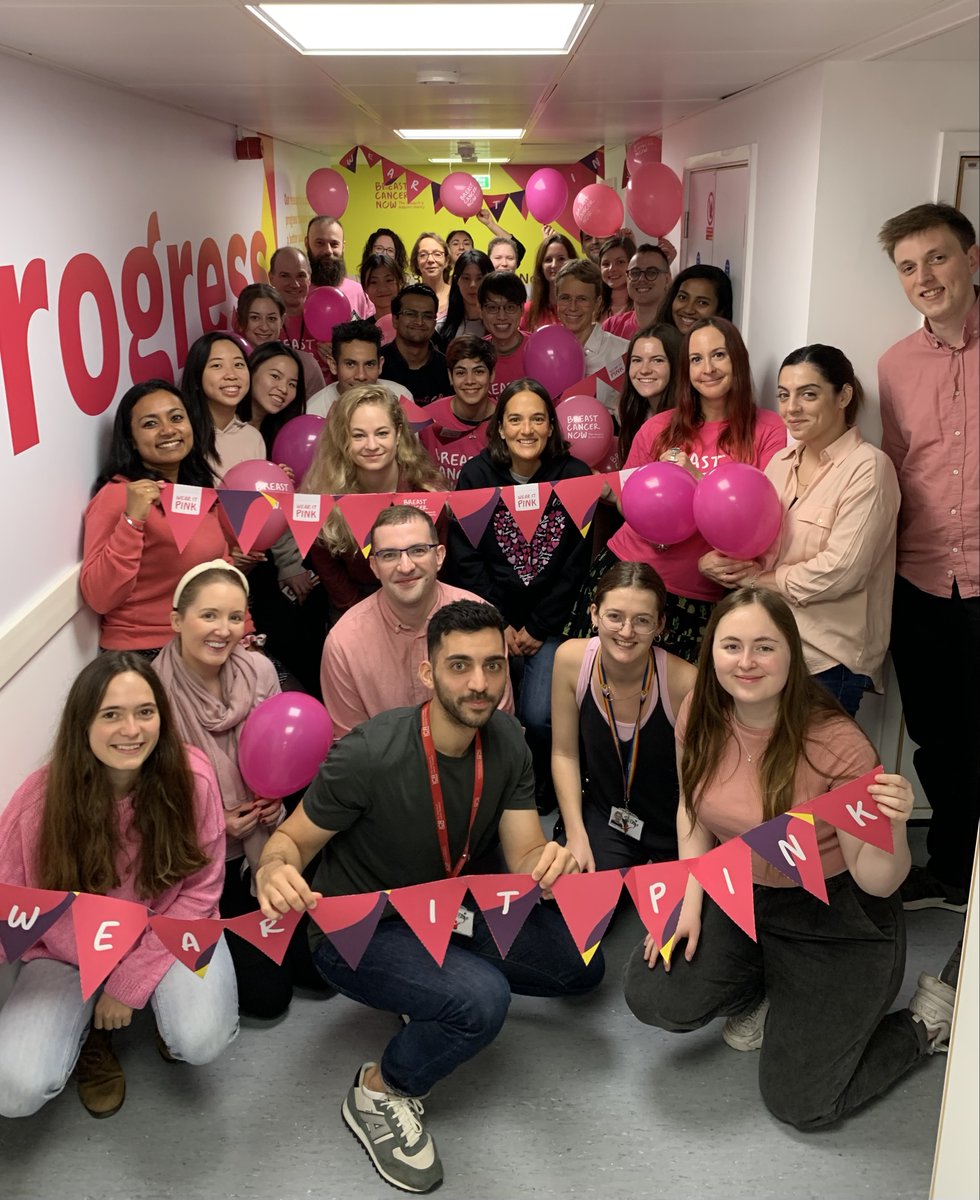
[550,870,624,964]
[71,893,149,1000]
[499,483,552,544]
[688,839,757,942]
[579,148,605,177]
[741,813,828,903]
[335,493,393,557]
[802,768,894,854]
[387,878,471,966]
[393,491,446,526]
[282,492,333,557]
[400,397,435,433]
[217,490,278,555]
[446,487,500,548]
[405,171,432,203]
[380,158,405,185]
[223,906,302,966]
[553,474,606,537]
[559,375,597,404]
[624,861,691,964]
[149,915,225,977]
[431,181,443,213]
[0,883,74,962]
[159,483,218,552]
[360,145,381,168]
[465,875,541,958]
[339,146,359,172]
[309,892,388,971]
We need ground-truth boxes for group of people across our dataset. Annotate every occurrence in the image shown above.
[0,200,975,1198]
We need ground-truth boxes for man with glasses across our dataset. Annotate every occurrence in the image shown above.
[381,284,450,405]
[603,244,673,340]
[320,506,513,738]
[479,270,529,399]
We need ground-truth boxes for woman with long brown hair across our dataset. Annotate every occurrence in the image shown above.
[522,232,577,332]
[0,653,237,1119]
[623,588,953,1128]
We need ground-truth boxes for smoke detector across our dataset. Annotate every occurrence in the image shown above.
[416,68,460,85]
[457,141,477,162]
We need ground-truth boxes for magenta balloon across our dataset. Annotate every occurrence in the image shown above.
[626,162,684,238]
[238,692,335,798]
[524,325,586,397]
[621,462,698,545]
[303,286,352,341]
[571,184,624,238]
[556,395,614,468]
[692,462,783,559]
[442,172,484,218]
[271,415,326,482]
[526,167,569,224]
[305,168,350,218]
[626,134,663,174]
[219,458,293,551]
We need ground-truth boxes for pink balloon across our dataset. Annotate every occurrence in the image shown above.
[556,395,614,468]
[572,184,624,238]
[305,168,350,218]
[621,462,698,545]
[526,167,569,224]
[441,172,484,218]
[524,325,586,398]
[626,135,663,174]
[271,414,326,482]
[693,462,783,559]
[219,458,293,551]
[239,692,335,798]
[626,162,684,238]
[304,286,352,341]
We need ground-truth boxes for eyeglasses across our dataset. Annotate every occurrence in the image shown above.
[626,267,667,282]
[597,610,658,636]
[372,543,439,565]
[482,302,522,317]
[416,250,446,262]
[398,309,437,323]
[556,295,594,308]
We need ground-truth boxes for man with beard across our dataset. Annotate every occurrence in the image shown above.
[256,599,601,1194]
[380,284,450,405]
[306,216,375,318]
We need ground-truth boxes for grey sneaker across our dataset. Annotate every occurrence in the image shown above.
[342,1063,443,1193]
[909,972,956,1054]
[722,996,769,1051]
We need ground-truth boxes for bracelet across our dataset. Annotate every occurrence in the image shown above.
[122,514,145,531]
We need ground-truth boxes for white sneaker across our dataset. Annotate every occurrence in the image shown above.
[909,972,956,1054]
[722,997,769,1051]
[342,1063,443,1193]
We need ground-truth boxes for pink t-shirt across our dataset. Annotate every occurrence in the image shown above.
[418,396,492,486]
[608,408,787,601]
[602,310,638,340]
[487,334,528,401]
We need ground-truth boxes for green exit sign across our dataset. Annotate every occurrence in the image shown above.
[473,174,491,190]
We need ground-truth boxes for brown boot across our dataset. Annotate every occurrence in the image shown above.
[76,1027,125,1118]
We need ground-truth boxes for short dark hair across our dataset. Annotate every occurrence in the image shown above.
[370,502,438,546]
[657,265,734,326]
[446,335,497,373]
[359,252,401,291]
[479,270,527,308]
[878,203,977,259]
[331,318,382,360]
[392,283,438,318]
[634,243,670,273]
[592,560,667,618]
[486,378,569,466]
[426,599,506,659]
[779,344,864,428]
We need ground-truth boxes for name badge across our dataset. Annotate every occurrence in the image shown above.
[452,905,475,938]
[609,807,644,841]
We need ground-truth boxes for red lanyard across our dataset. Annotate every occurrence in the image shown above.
[420,701,484,878]
[596,649,654,811]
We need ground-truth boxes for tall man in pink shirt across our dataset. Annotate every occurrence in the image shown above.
[877,202,979,912]
[320,505,513,738]
[305,216,375,319]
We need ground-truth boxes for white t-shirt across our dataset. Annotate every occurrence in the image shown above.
[306,378,414,418]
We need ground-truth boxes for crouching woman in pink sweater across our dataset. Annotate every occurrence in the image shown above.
[0,653,238,1119]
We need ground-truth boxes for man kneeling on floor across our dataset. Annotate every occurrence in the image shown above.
[256,599,603,1194]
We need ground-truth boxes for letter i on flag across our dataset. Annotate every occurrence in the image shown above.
[688,838,757,942]
[387,878,471,966]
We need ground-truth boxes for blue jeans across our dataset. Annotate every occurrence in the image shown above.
[511,636,562,809]
[312,903,603,1097]
[812,665,872,716]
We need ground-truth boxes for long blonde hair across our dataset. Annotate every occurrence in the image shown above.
[302,384,446,552]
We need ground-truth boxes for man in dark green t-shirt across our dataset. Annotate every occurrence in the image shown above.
[257,600,603,1194]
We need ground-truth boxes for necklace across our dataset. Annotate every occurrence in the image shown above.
[730,718,760,764]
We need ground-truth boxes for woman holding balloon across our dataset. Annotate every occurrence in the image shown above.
[698,345,899,716]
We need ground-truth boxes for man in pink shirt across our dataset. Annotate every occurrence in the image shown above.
[420,336,496,485]
[603,244,672,340]
[479,271,528,400]
[877,202,979,912]
[320,505,513,737]
[305,216,375,319]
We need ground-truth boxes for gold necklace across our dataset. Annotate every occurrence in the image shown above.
[730,718,760,764]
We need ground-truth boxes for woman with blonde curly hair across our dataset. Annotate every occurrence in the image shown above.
[302,384,447,614]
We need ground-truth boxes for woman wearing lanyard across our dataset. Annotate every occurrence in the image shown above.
[552,562,696,872]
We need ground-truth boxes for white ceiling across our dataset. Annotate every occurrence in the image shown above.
[0,0,976,163]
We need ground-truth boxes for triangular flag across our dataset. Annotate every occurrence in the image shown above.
[465,875,541,958]
[559,374,598,404]
[71,893,149,1000]
[360,145,381,168]
[387,878,471,966]
[509,190,525,217]
[217,490,277,555]
[446,487,500,548]
[380,158,405,185]
[553,474,606,537]
[282,492,333,557]
[431,181,442,212]
[624,861,690,964]
[405,170,432,203]
[308,892,387,971]
[803,768,894,854]
[159,483,218,553]
[621,160,630,189]
[593,356,627,393]
[339,146,359,172]
[223,906,303,965]
[499,483,552,544]
[688,839,757,942]
[578,148,605,177]
[335,493,393,557]
[393,491,447,525]
[741,813,828,902]
[550,870,623,964]
[604,467,638,503]
[0,884,74,962]
[149,915,224,978]
[485,193,509,221]
[400,397,434,432]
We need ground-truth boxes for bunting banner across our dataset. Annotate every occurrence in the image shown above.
[444,486,501,549]
[359,145,381,168]
[499,482,553,544]
[393,491,447,525]
[550,869,624,965]
[0,883,75,962]
[71,893,149,1000]
[335,492,395,557]
[149,914,225,978]
[464,875,542,958]
[803,768,893,853]
[308,891,388,971]
[386,878,472,966]
[223,906,303,966]
[688,837,757,942]
[552,474,606,537]
[578,148,605,177]
[405,170,433,203]
[282,492,334,557]
[217,491,280,555]
[624,860,690,965]
[430,181,442,213]
[741,811,828,903]
[339,146,359,172]
[160,484,218,553]
[380,158,405,186]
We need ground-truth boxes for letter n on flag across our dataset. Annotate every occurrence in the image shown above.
[149,915,225,978]
[804,768,893,853]
[387,878,470,966]
[309,892,387,971]
[624,861,690,965]
[688,839,757,942]
[0,883,75,962]
[224,907,302,965]
[71,893,149,1000]
[550,870,624,965]
[465,875,541,958]
[741,813,828,902]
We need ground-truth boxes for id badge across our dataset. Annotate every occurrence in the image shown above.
[609,806,644,841]
[452,905,475,938]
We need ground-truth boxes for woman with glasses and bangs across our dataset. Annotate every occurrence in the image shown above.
[552,561,697,874]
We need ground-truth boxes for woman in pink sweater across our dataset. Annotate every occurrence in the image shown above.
[0,653,238,1119]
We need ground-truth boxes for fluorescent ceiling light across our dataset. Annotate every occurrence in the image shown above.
[429,157,511,164]
[248,4,591,55]
[398,128,524,140]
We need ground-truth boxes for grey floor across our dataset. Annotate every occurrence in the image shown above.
[0,830,960,1200]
